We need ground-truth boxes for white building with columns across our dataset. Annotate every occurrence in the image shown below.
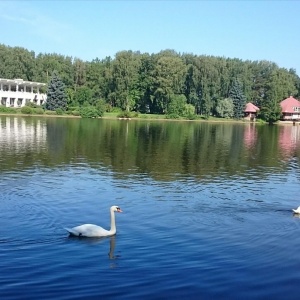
[0,78,47,108]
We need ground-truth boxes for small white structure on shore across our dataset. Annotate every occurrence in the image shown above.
[0,78,47,108]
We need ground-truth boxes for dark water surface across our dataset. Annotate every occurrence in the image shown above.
[0,116,300,299]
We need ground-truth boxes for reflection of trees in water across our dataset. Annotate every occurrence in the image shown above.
[42,119,300,179]
[46,118,67,155]
[1,117,299,179]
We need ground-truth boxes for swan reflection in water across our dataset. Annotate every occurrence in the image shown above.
[108,236,120,260]
[292,213,300,219]
[67,235,121,265]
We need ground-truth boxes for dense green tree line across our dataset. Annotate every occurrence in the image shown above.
[0,44,299,121]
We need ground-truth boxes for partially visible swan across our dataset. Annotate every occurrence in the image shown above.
[65,205,123,237]
[292,206,300,214]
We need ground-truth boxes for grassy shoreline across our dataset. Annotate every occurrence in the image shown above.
[0,111,299,125]
[0,111,249,123]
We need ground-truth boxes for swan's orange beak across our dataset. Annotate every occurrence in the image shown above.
[117,208,123,213]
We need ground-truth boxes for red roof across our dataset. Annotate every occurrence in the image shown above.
[244,102,259,113]
[280,96,300,113]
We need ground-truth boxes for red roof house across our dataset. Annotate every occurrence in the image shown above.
[244,102,260,120]
[280,96,300,120]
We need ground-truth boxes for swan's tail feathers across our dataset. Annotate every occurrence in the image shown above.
[65,227,80,236]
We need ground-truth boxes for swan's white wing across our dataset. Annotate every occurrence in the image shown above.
[65,227,81,236]
[292,206,300,214]
[65,224,110,237]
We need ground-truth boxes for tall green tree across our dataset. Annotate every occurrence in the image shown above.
[259,100,282,124]
[0,45,36,80]
[288,68,300,97]
[135,53,155,113]
[229,79,246,119]
[46,71,67,111]
[167,94,187,116]
[250,60,277,108]
[199,82,212,118]
[34,53,74,87]
[74,86,94,106]
[151,53,186,113]
[73,58,86,91]
[86,58,105,99]
[265,68,298,102]
[215,98,234,118]
[183,56,202,113]
[110,51,141,111]
[65,87,76,107]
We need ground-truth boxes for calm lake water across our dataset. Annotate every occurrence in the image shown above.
[0,116,300,300]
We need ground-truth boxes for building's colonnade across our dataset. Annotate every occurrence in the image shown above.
[0,78,47,108]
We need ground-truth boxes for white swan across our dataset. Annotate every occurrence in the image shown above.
[292,206,300,214]
[65,205,123,237]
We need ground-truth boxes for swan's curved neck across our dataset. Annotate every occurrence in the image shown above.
[109,208,116,234]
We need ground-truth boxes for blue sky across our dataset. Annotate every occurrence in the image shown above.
[1,1,300,75]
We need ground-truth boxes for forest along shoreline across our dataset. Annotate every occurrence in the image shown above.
[1,45,300,125]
